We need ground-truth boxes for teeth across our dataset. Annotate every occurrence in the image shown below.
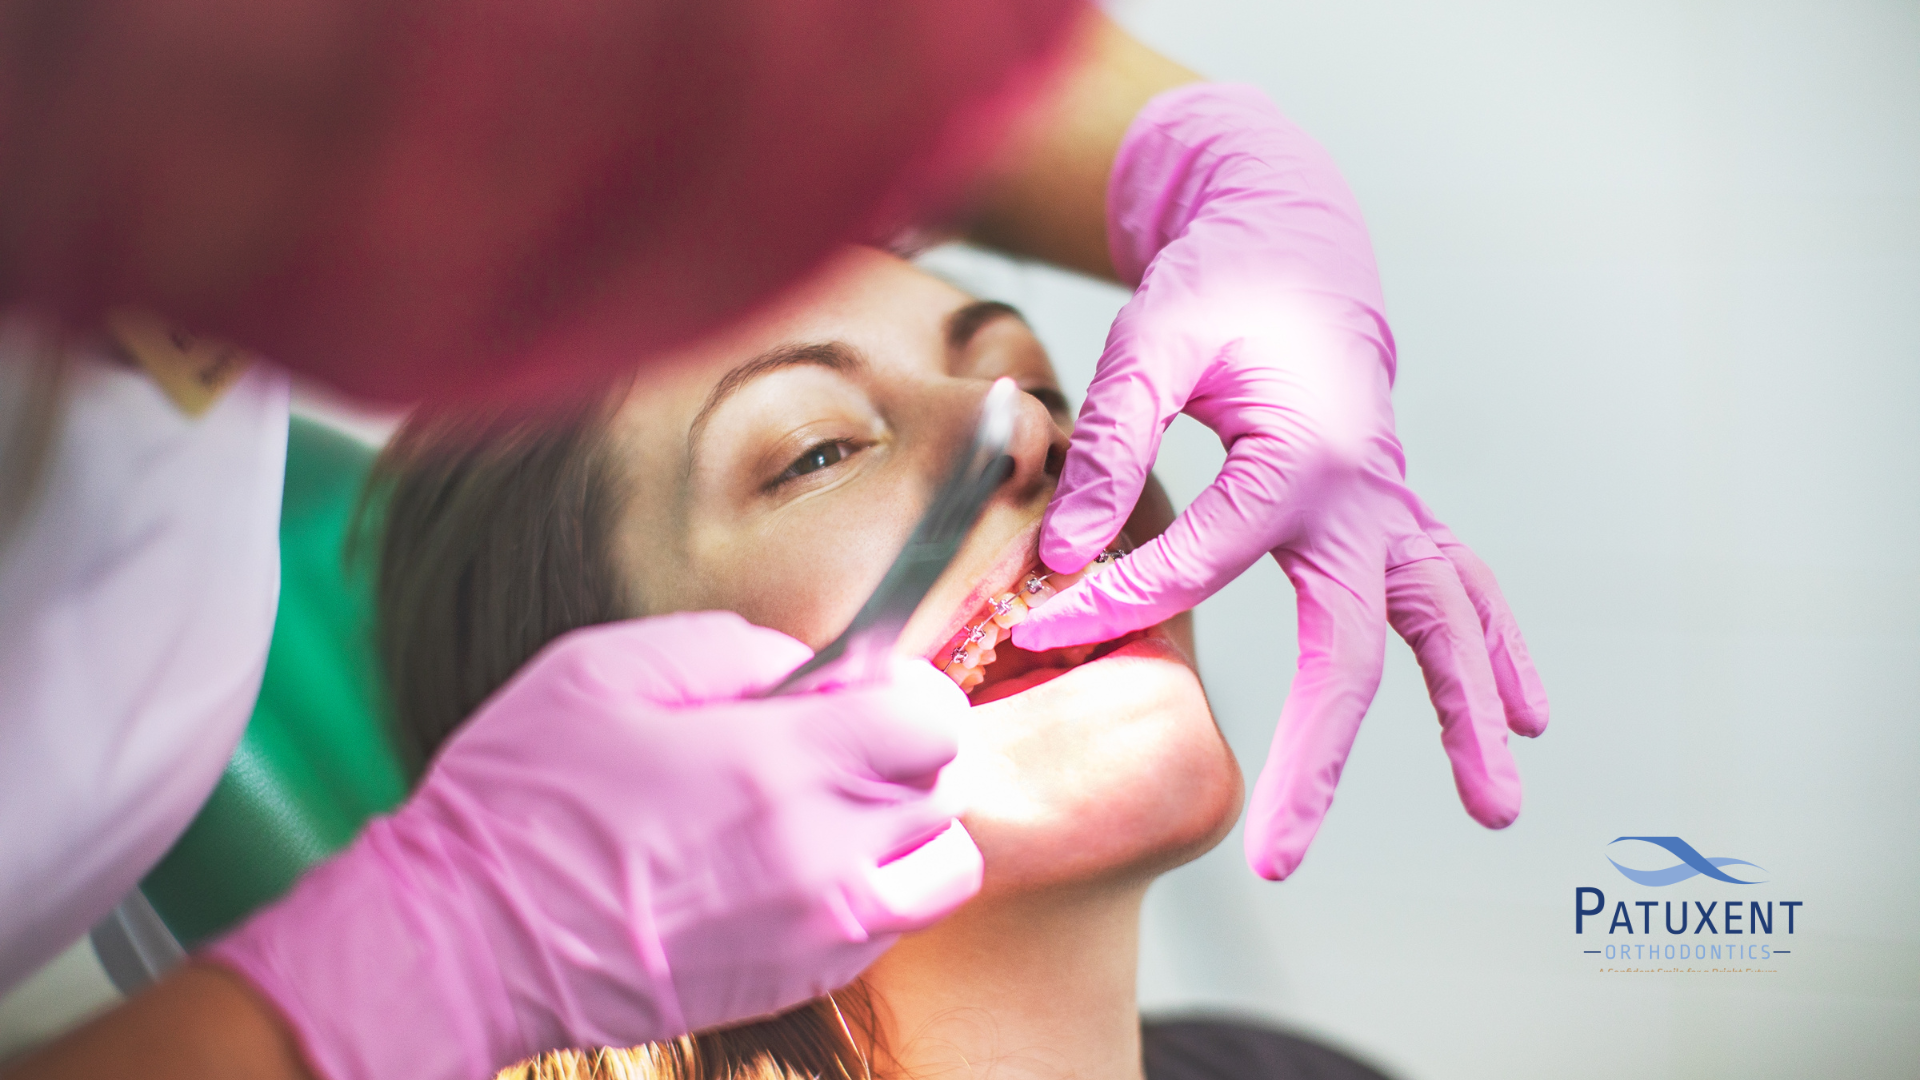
[988,593,1027,628]
[938,549,1124,693]
[959,622,999,667]
[943,661,986,693]
[1020,574,1057,604]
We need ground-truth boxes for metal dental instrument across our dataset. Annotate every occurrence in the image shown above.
[766,377,1020,696]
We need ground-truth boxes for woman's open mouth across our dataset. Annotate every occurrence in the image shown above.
[931,547,1145,703]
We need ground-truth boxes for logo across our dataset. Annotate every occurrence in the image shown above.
[1606,836,1766,886]
[1573,836,1802,970]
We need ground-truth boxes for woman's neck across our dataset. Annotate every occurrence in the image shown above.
[861,882,1148,1080]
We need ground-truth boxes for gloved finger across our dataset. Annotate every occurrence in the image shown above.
[1423,523,1550,737]
[1385,555,1523,830]
[845,820,984,936]
[1015,433,1288,651]
[1036,316,1195,575]
[1244,553,1388,881]
[813,657,969,785]
[553,612,815,706]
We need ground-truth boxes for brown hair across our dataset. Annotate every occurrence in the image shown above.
[370,391,635,770]
[495,989,884,1080]
[370,392,888,1080]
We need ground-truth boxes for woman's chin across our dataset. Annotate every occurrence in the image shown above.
[950,626,1244,895]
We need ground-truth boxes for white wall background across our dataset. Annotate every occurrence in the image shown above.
[933,1,1919,1077]
[4,2,1914,1075]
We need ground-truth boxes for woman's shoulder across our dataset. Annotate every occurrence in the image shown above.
[1142,1017,1398,1080]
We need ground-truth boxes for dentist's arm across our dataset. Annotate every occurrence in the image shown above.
[9,614,980,1080]
[7,965,312,1080]
[966,14,1550,881]
[963,12,1195,283]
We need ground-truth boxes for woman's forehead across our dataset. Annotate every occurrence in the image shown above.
[730,248,973,361]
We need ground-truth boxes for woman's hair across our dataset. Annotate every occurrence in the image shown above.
[370,392,887,1080]
[371,391,635,769]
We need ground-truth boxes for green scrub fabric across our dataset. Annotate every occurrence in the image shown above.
[141,416,408,947]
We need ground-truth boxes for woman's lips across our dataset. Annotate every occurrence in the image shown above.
[906,515,1045,664]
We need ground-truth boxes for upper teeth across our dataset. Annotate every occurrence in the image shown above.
[940,549,1124,694]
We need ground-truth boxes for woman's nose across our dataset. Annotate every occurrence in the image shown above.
[997,386,1070,500]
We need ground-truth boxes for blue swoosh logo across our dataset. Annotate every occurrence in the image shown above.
[1607,836,1766,886]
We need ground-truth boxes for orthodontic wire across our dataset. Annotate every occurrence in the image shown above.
[945,548,1124,669]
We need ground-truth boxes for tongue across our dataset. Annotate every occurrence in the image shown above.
[972,664,1075,705]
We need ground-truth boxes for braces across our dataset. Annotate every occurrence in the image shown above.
[946,549,1125,669]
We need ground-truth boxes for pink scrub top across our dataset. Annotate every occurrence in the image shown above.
[0,0,1086,405]
[0,324,288,994]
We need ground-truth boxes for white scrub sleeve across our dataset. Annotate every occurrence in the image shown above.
[0,324,289,994]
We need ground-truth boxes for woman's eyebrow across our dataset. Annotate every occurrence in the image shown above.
[945,300,1026,351]
[686,341,866,452]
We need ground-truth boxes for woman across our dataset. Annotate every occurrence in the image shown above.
[7,8,1541,1076]
[372,246,1394,1080]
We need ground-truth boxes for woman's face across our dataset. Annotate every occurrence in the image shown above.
[606,247,1241,892]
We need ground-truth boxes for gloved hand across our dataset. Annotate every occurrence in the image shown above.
[206,612,981,1080]
[1012,84,1549,881]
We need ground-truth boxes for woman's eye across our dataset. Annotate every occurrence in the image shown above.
[772,439,860,487]
[1025,385,1071,417]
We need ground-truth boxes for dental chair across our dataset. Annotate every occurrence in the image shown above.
[91,416,411,990]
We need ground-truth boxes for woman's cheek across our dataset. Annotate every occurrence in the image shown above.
[685,486,910,647]
[954,639,1242,894]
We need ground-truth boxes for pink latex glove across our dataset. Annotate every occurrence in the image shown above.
[206,612,981,1080]
[1013,84,1549,881]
